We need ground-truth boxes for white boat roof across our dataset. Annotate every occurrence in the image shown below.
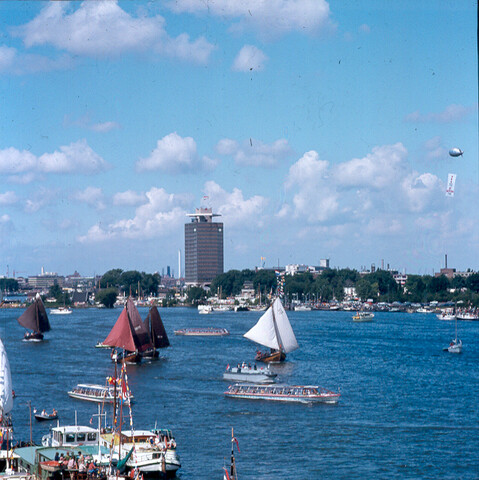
[74,384,109,389]
[121,430,155,437]
[52,425,98,434]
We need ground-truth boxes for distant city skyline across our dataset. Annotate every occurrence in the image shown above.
[0,2,477,278]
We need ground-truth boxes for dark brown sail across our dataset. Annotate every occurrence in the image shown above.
[145,306,170,349]
[103,298,153,353]
[17,294,51,333]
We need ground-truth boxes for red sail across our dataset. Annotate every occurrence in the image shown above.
[103,307,137,352]
[126,298,153,353]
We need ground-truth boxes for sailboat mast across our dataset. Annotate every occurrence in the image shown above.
[230,427,235,480]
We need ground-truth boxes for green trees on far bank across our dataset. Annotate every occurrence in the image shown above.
[100,269,161,295]
[96,288,118,308]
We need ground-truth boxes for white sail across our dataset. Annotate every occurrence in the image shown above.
[272,298,299,354]
[243,298,299,354]
[243,305,280,350]
[0,338,13,415]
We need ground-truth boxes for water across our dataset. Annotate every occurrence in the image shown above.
[1,307,478,479]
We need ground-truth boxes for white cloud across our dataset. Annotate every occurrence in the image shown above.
[334,143,408,189]
[0,192,18,205]
[13,1,214,64]
[401,172,442,213]
[136,132,216,173]
[216,137,291,167]
[38,140,109,174]
[73,187,106,210]
[0,140,108,183]
[90,121,121,133]
[405,104,473,123]
[0,45,73,75]
[137,133,198,173]
[167,0,335,38]
[423,136,447,161]
[232,45,267,72]
[79,187,191,242]
[113,190,146,206]
[203,180,268,228]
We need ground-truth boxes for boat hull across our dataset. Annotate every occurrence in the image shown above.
[223,372,276,384]
[255,350,285,363]
[35,414,58,422]
[225,392,339,404]
[22,332,44,342]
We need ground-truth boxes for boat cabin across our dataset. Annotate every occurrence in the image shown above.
[49,426,99,447]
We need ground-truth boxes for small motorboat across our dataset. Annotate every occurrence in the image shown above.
[352,311,374,322]
[34,409,58,421]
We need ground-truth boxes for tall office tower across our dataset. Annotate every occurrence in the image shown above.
[185,208,224,286]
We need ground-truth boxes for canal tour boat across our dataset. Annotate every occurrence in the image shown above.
[174,327,229,336]
[224,384,340,404]
[67,383,133,405]
[223,363,277,384]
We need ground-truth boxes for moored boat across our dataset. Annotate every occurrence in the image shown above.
[67,383,133,405]
[224,384,340,404]
[174,327,229,336]
[223,363,277,384]
[244,297,299,363]
[198,305,212,314]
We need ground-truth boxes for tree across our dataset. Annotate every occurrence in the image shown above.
[187,286,207,305]
[100,269,123,289]
[96,288,118,308]
[141,273,161,295]
[466,273,479,293]
[0,278,19,292]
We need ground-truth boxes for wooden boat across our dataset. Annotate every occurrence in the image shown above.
[243,298,298,363]
[223,363,277,384]
[17,293,51,342]
[102,298,153,364]
[224,383,340,404]
[142,306,170,359]
[34,409,58,421]
[174,327,229,336]
[67,383,133,405]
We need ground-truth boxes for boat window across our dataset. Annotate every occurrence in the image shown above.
[66,433,76,443]
[88,433,97,442]
[77,433,86,442]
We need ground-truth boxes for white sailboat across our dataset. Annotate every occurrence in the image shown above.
[444,315,462,353]
[0,337,13,427]
[243,297,299,363]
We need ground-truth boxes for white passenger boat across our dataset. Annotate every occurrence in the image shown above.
[223,363,277,384]
[102,429,181,476]
[352,311,374,322]
[224,384,340,404]
[436,312,455,321]
[174,327,229,336]
[456,311,479,321]
[198,305,212,314]
[50,307,72,315]
[67,383,133,405]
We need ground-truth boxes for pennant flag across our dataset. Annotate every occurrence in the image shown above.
[446,173,456,197]
[232,437,240,453]
[90,417,93,425]
[223,467,230,480]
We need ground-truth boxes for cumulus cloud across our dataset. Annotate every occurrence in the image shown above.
[79,187,191,242]
[282,143,444,227]
[216,137,291,167]
[405,104,474,123]
[334,143,408,189]
[72,187,106,210]
[167,0,335,38]
[12,1,214,64]
[203,180,268,228]
[0,140,109,183]
[137,132,215,173]
[0,191,18,205]
[113,190,146,206]
[232,45,267,72]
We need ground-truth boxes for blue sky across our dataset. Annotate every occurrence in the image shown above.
[0,0,477,278]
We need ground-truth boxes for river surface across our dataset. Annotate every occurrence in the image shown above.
[1,307,478,479]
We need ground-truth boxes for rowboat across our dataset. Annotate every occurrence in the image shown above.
[174,328,229,336]
[224,384,340,404]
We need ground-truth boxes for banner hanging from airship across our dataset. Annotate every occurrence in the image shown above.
[446,173,456,197]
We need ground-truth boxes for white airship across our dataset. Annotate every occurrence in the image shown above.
[449,147,464,157]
